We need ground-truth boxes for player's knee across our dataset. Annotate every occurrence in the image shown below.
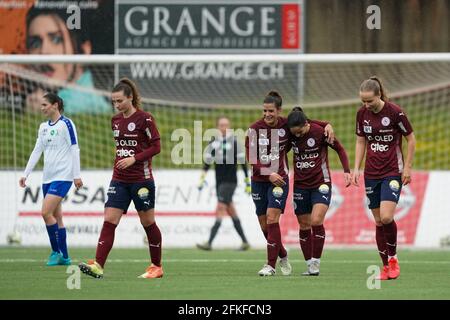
[299,220,311,229]
[381,216,393,225]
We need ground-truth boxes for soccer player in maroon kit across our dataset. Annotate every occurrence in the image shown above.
[352,76,416,280]
[79,78,163,279]
[287,107,351,276]
[245,91,335,276]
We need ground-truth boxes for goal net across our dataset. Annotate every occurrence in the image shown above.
[0,53,449,248]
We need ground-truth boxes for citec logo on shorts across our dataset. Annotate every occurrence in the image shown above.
[272,187,284,198]
[318,184,329,194]
[389,180,400,192]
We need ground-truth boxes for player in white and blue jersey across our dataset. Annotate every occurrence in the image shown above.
[19,93,83,266]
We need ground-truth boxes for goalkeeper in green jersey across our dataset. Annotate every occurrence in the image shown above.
[197,116,251,251]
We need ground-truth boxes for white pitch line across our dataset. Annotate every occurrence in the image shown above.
[0,258,450,264]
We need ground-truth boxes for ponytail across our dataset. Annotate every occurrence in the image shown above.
[112,77,142,109]
[263,90,282,108]
[360,76,388,101]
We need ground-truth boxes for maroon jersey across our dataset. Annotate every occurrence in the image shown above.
[356,101,413,179]
[111,110,161,182]
[292,123,350,189]
[245,117,329,182]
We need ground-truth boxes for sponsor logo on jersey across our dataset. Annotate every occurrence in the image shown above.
[116,139,138,147]
[296,161,315,169]
[382,117,390,126]
[307,138,315,147]
[370,142,389,152]
[301,152,319,160]
[116,148,135,157]
[260,153,279,162]
[128,122,136,131]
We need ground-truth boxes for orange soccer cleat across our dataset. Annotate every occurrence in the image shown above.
[138,264,164,279]
[377,265,390,280]
[388,257,400,279]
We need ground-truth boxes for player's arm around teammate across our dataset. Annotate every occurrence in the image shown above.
[351,76,416,280]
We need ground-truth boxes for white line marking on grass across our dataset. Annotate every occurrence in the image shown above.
[1,258,450,264]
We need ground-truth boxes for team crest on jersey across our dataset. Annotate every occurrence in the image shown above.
[128,122,136,131]
[382,117,390,126]
[50,129,58,136]
[307,138,315,147]
[278,128,286,137]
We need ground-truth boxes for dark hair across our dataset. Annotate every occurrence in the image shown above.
[112,78,141,110]
[360,76,388,101]
[43,92,64,112]
[263,90,282,109]
[287,106,307,128]
[26,6,90,54]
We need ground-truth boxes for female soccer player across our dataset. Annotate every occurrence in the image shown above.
[245,91,335,276]
[352,76,416,280]
[196,116,251,251]
[287,107,351,276]
[79,78,163,279]
[19,93,83,266]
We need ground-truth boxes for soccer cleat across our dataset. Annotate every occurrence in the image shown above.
[388,257,400,279]
[46,251,62,266]
[258,264,276,276]
[196,242,212,251]
[238,242,250,251]
[377,265,390,280]
[78,260,104,279]
[309,259,320,276]
[58,256,72,266]
[138,264,164,279]
[279,256,292,276]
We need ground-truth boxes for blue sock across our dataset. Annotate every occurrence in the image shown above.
[46,223,59,253]
[58,228,69,259]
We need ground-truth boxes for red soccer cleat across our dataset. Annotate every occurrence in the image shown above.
[377,265,390,280]
[388,257,400,279]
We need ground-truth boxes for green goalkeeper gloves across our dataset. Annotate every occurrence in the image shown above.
[244,177,251,195]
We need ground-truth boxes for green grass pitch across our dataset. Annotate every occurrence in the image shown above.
[0,247,449,300]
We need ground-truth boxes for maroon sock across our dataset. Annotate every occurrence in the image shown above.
[95,221,117,268]
[312,224,326,259]
[382,220,397,257]
[299,229,312,261]
[266,223,282,268]
[376,225,389,266]
[263,229,287,259]
[144,223,162,267]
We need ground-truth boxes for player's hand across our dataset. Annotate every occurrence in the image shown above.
[116,156,136,170]
[269,173,286,187]
[351,170,360,187]
[344,172,351,187]
[19,177,26,188]
[74,178,83,190]
[198,172,207,191]
[244,177,251,195]
[402,167,412,186]
[324,124,335,144]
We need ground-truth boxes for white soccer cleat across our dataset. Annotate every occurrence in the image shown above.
[308,259,320,276]
[258,264,276,276]
[279,256,292,276]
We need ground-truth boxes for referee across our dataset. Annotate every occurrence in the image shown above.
[197,116,251,251]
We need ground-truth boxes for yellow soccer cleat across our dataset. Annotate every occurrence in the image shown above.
[78,260,104,279]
